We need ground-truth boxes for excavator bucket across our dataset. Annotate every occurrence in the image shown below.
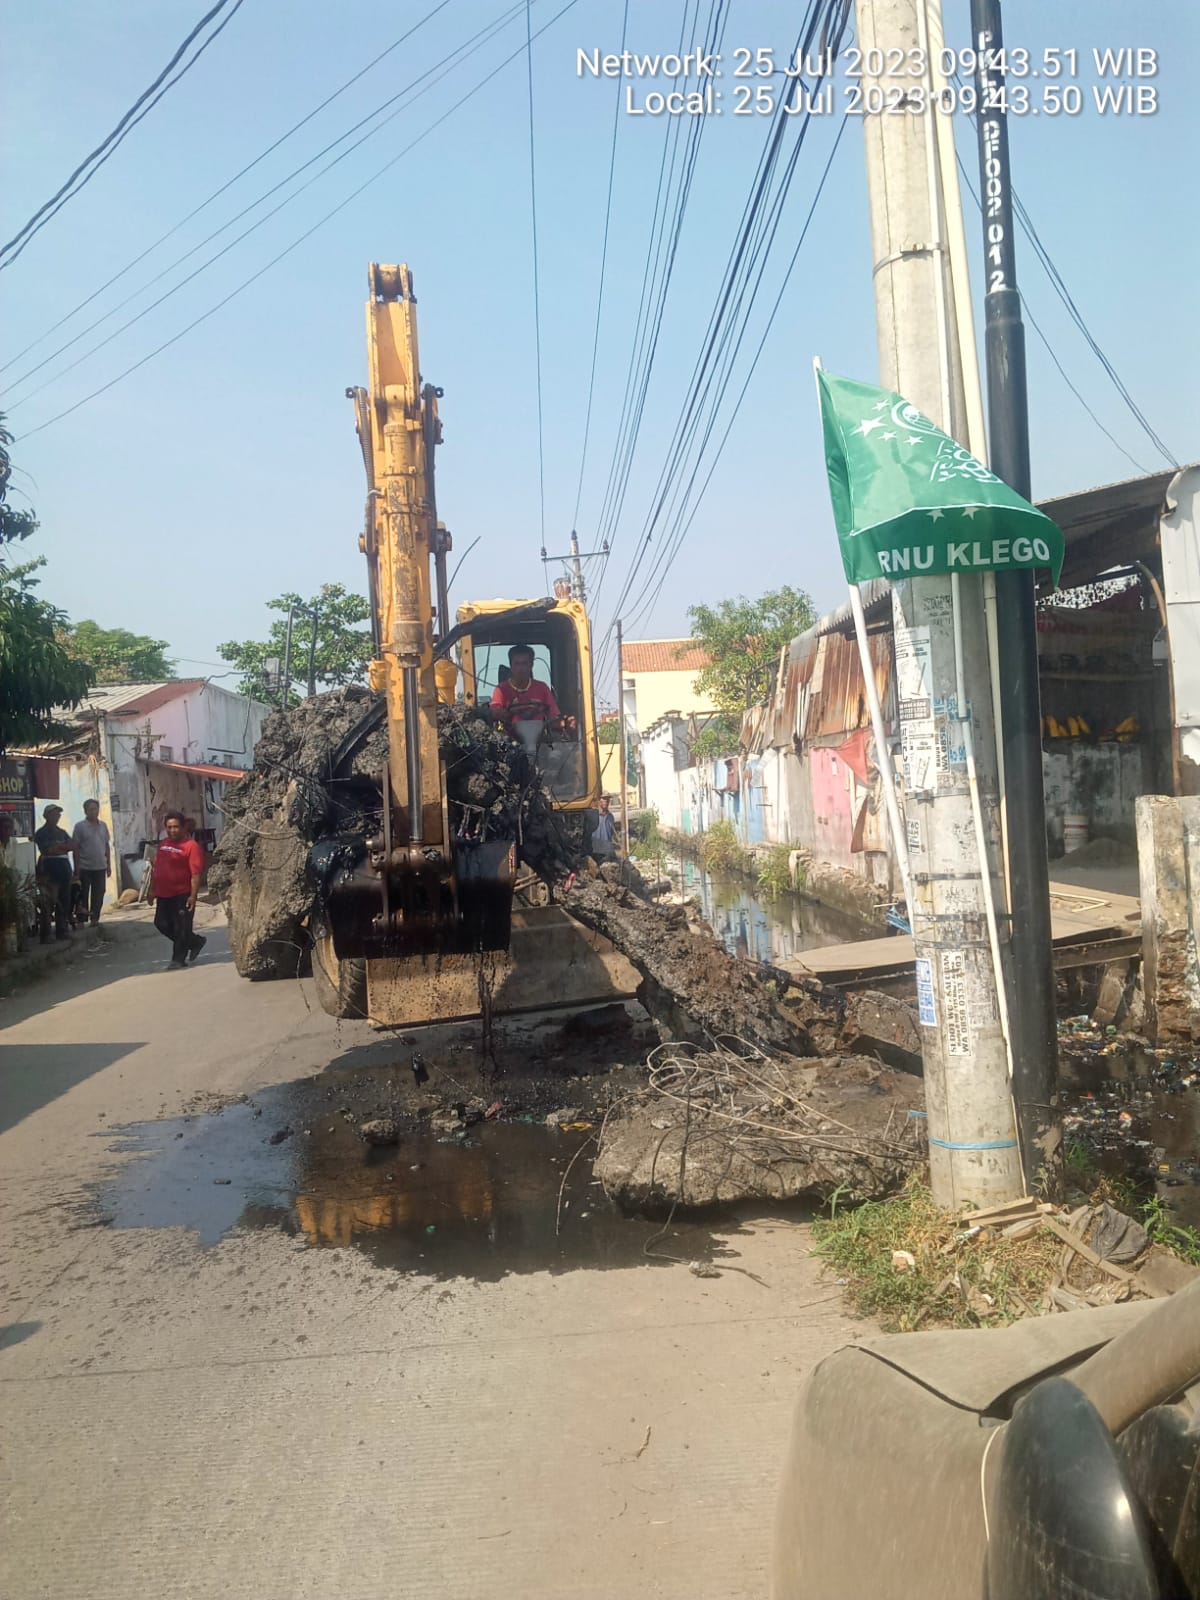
[311,906,638,1025]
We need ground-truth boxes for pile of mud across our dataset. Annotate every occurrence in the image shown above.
[566,867,828,1056]
[209,688,582,978]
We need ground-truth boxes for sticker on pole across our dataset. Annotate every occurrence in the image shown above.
[940,950,972,1057]
[915,958,936,1028]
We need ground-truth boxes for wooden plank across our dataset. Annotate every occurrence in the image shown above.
[782,882,1142,987]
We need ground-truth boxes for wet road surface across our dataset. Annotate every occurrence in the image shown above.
[0,908,863,1600]
[90,1095,738,1278]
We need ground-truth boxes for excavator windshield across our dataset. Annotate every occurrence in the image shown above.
[456,599,599,809]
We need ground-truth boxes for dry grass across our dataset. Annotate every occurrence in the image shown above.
[813,1181,1064,1332]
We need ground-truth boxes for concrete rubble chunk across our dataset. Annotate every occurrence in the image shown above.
[358,1119,400,1147]
[838,988,921,1070]
[596,1054,925,1209]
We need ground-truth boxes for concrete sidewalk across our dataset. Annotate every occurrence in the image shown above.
[0,919,866,1600]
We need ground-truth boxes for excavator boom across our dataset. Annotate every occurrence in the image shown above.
[315,265,514,964]
[305,260,636,1025]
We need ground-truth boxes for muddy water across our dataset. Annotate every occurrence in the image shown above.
[85,1082,740,1280]
[655,853,875,965]
[1060,1045,1200,1230]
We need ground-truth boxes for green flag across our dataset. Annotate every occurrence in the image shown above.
[818,369,1063,586]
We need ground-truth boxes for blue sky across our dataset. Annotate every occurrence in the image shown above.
[3,0,1195,703]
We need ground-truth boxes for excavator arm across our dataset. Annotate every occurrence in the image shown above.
[316,264,514,963]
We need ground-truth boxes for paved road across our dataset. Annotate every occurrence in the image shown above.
[0,911,866,1599]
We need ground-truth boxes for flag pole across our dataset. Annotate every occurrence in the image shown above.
[814,359,914,923]
[848,581,915,923]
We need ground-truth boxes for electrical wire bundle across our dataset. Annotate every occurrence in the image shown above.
[592,0,853,681]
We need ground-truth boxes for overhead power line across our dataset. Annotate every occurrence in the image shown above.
[524,0,547,547]
[587,0,726,619]
[596,0,851,679]
[0,0,454,374]
[4,1,526,405]
[952,79,1177,471]
[570,0,631,529]
[954,157,1148,477]
[1,0,246,270]
[596,0,839,666]
[621,116,851,641]
[17,0,584,442]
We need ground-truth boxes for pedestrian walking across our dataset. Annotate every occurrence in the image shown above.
[71,800,111,928]
[151,811,206,970]
[33,804,74,941]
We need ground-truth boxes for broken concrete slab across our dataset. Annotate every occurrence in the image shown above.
[596,1054,924,1209]
[838,989,921,1071]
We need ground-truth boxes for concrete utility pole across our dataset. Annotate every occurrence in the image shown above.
[542,533,608,607]
[854,0,1022,1207]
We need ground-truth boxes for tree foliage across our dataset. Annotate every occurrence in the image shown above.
[690,714,744,763]
[597,718,621,744]
[687,586,816,719]
[218,583,373,702]
[683,586,815,761]
[60,620,174,684]
[0,417,94,751]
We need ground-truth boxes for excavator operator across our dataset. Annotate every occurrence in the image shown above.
[489,644,571,756]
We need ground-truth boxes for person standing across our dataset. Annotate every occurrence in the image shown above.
[71,800,111,927]
[33,804,74,941]
[151,811,206,970]
[590,794,617,861]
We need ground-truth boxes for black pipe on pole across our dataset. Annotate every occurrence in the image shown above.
[970,0,1061,1195]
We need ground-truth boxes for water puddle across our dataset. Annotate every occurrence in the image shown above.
[1060,1038,1200,1229]
[85,1076,741,1280]
[652,853,877,964]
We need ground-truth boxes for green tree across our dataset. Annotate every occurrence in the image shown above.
[686,585,815,760]
[0,417,94,750]
[60,620,174,684]
[597,718,621,744]
[218,583,373,702]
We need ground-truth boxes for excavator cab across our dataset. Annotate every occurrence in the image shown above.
[456,596,600,812]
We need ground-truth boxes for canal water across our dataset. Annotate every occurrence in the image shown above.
[654,851,878,965]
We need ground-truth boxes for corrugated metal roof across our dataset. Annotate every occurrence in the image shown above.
[55,680,207,720]
[622,639,711,674]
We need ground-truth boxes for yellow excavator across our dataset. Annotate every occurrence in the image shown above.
[307,263,634,1025]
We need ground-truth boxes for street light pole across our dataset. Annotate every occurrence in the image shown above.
[281,607,295,708]
[616,618,630,856]
[970,0,1061,1194]
[306,603,321,698]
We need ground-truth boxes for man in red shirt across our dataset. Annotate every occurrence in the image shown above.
[152,811,206,970]
[489,644,561,753]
